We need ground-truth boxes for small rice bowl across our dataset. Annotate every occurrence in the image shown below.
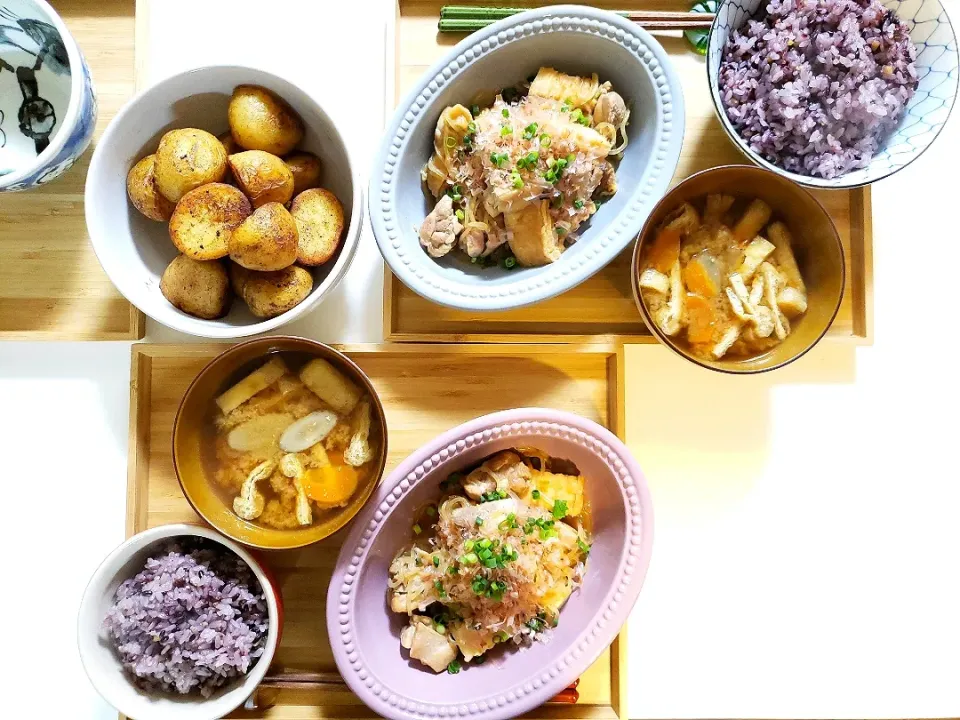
[718,0,918,179]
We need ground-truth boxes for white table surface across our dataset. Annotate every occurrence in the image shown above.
[3,1,958,718]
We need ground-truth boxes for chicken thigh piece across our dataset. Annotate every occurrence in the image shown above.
[419,194,463,258]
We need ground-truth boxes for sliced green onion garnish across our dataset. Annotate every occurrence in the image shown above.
[455,209,464,221]
[540,133,551,146]
[447,660,461,674]
[502,108,510,117]
[532,489,541,499]
[464,539,475,552]
[413,523,422,535]
[445,136,457,148]
[433,555,440,567]
[500,126,512,136]
[574,199,585,210]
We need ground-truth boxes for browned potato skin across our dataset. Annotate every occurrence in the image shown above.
[284,152,322,195]
[228,85,304,156]
[160,254,232,319]
[240,265,313,319]
[228,261,252,297]
[169,183,252,260]
[218,131,241,155]
[126,155,176,221]
[290,188,344,266]
[154,128,228,202]
[228,150,294,208]
[228,202,299,271]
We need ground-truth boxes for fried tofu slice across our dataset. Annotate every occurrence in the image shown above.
[216,357,288,414]
[299,359,361,414]
[737,237,776,283]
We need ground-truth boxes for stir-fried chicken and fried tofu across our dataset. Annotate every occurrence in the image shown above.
[205,353,380,530]
[639,195,809,361]
[388,449,591,674]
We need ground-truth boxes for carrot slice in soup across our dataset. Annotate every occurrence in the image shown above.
[685,293,716,344]
[647,227,681,274]
[682,259,719,297]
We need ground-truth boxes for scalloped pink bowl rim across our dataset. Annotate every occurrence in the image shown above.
[327,408,654,720]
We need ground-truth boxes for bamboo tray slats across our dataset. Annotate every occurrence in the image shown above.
[0,0,143,340]
[385,0,872,344]
[127,343,627,719]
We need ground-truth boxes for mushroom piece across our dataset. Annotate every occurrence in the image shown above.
[408,622,458,673]
[593,91,628,128]
[344,400,375,467]
[233,460,276,520]
[418,194,463,258]
[279,453,313,526]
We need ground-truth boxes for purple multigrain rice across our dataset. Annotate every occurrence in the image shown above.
[719,0,918,179]
[102,539,268,698]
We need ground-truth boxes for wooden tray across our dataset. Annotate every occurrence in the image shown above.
[0,0,143,340]
[384,0,873,344]
[127,342,629,719]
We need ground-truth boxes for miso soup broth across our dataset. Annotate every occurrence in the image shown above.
[203,351,381,531]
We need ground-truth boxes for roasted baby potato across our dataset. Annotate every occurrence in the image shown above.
[228,150,295,208]
[154,128,228,202]
[290,188,344,266]
[284,152,322,195]
[240,265,313,318]
[169,183,252,260]
[159,254,232,319]
[228,202,299,271]
[229,261,252,297]
[126,154,176,221]
[228,85,304,156]
[218,131,240,155]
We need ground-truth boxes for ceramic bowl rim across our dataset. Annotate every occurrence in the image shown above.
[326,407,654,720]
[370,3,685,311]
[704,0,960,190]
[629,164,846,374]
[0,0,85,189]
[76,522,281,720]
[171,335,389,550]
[83,63,363,339]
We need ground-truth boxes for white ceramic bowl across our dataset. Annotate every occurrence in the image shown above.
[78,524,281,720]
[0,0,97,192]
[370,5,684,312]
[707,0,958,189]
[85,65,362,338]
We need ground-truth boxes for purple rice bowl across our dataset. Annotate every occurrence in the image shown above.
[718,0,919,179]
[101,538,269,698]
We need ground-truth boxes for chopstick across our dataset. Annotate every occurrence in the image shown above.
[439,5,715,32]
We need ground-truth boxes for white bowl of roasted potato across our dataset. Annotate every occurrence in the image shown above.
[85,65,362,338]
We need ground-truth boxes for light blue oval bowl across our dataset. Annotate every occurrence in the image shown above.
[707,0,958,189]
[0,0,96,192]
[370,5,685,312]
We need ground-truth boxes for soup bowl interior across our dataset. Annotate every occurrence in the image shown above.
[173,337,388,550]
[85,65,362,338]
[372,5,684,311]
[706,0,958,189]
[631,165,845,373]
[77,524,281,720]
[328,409,652,720]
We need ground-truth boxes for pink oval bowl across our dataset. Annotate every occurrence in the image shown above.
[78,523,282,720]
[327,408,654,720]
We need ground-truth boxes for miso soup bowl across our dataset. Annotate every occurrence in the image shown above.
[77,523,282,720]
[370,4,684,312]
[327,408,653,720]
[172,336,388,550]
[631,165,845,374]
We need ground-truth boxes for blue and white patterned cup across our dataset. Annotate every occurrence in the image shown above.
[0,0,96,192]
[707,0,958,189]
